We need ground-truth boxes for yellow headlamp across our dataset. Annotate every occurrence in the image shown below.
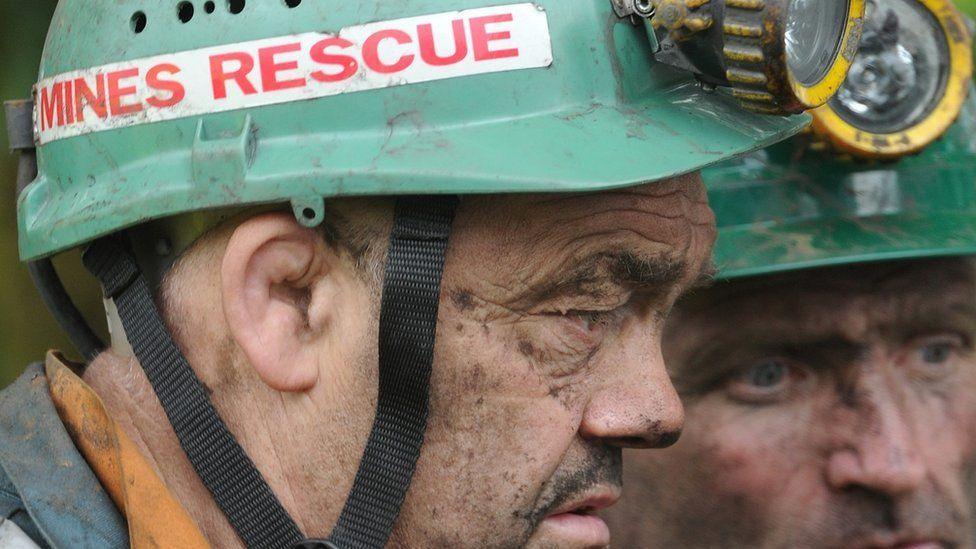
[810,0,973,159]
[614,0,866,114]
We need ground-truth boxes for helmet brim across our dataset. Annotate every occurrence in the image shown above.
[20,83,808,260]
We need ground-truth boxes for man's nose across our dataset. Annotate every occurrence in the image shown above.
[825,373,926,496]
[578,343,684,449]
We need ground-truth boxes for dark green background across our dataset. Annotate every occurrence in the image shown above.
[3,1,976,387]
[1,0,105,387]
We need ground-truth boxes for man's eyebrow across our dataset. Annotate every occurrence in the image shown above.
[542,251,689,296]
[611,251,688,287]
[690,259,718,290]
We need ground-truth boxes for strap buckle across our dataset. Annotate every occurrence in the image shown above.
[4,99,35,152]
[82,238,141,300]
[292,540,341,549]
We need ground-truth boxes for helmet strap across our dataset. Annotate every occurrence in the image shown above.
[84,235,305,547]
[83,195,457,549]
[321,195,458,548]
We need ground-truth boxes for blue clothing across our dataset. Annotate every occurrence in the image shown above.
[0,364,129,548]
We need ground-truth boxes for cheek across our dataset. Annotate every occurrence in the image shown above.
[682,401,816,505]
[411,313,584,534]
[925,378,976,472]
[953,367,976,452]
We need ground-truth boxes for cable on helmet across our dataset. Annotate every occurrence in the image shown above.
[810,0,973,159]
[613,0,867,115]
[5,99,105,362]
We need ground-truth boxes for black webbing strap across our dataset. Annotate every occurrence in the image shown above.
[324,196,458,549]
[83,236,304,549]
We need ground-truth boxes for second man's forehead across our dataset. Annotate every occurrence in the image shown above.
[668,258,976,349]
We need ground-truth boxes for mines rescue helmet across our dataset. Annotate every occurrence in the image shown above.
[704,0,976,280]
[6,0,863,547]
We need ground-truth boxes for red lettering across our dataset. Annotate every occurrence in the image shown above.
[40,82,65,131]
[259,42,307,92]
[210,52,258,99]
[146,63,186,108]
[74,75,108,122]
[108,68,143,116]
[470,14,519,61]
[418,19,468,66]
[363,29,414,74]
[310,37,359,82]
[64,80,76,124]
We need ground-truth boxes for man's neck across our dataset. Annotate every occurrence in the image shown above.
[83,350,244,547]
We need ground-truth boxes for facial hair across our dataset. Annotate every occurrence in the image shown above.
[512,443,622,545]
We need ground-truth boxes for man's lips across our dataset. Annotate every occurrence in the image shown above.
[540,488,621,547]
[847,535,953,549]
[547,489,620,517]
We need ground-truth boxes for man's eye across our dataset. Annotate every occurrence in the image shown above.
[726,357,807,404]
[566,310,613,333]
[744,359,789,388]
[907,334,966,377]
[920,342,954,364]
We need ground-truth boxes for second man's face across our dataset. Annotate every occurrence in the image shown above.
[607,258,976,549]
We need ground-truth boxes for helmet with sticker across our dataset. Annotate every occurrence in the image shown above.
[16,0,818,261]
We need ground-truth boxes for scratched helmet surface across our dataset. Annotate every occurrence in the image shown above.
[705,88,976,280]
[17,0,811,260]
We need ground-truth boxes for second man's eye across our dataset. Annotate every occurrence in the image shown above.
[919,341,954,365]
[906,334,968,380]
[745,359,788,389]
[725,356,809,405]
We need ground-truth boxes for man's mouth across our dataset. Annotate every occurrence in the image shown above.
[849,535,955,549]
[540,490,620,548]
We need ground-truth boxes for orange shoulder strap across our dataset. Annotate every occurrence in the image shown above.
[45,352,211,549]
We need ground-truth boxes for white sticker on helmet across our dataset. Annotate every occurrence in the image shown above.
[33,3,553,145]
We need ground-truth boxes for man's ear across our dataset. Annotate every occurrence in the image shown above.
[221,211,336,392]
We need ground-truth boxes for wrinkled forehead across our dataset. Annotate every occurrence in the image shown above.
[668,257,976,352]
[444,174,716,294]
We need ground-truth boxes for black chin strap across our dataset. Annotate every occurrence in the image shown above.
[84,236,305,548]
[83,196,457,549]
[324,196,458,548]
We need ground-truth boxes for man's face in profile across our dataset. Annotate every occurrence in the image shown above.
[607,258,976,549]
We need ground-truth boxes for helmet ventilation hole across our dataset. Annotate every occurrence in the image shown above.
[204,1,215,13]
[131,11,148,33]
[178,2,195,23]
[227,0,245,14]
[285,0,302,7]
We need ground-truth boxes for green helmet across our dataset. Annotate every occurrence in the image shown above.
[705,0,976,280]
[7,1,862,547]
[15,0,856,261]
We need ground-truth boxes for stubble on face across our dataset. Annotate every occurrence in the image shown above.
[390,174,717,548]
[607,258,976,549]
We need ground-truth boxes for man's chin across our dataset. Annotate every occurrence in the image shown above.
[525,512,612,549]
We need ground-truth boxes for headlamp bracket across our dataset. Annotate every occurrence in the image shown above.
[611,0,657,19]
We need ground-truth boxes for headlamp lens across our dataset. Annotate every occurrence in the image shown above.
[643,0,863,114]
[830,0,949,134]
[786,0,851,87]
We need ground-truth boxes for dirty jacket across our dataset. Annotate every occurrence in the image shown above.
[0,353,210,548]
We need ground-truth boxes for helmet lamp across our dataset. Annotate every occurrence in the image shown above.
[810,0,973,159]
[614,0,866,114]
